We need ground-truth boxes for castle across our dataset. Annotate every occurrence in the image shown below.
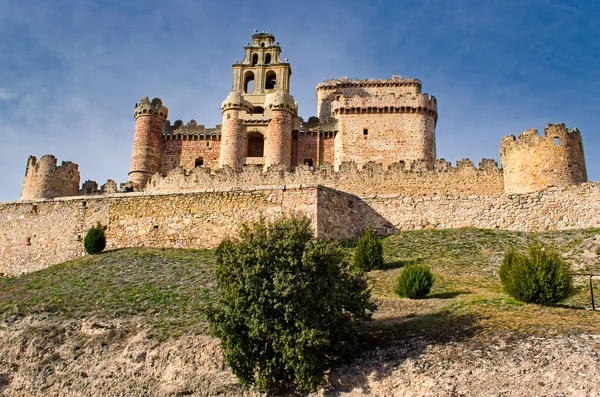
[3,32,596,276]
[19,31,588,200]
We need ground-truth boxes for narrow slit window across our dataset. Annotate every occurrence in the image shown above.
[363,128,369,136]
[554,137,560,146]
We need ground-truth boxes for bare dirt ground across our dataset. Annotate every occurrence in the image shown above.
[0,316,598,396]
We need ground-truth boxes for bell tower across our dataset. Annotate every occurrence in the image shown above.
[219,31,299,170]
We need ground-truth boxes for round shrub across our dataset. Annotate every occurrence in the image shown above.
[208,216,375,394]
[354,227,384,271]
[84,222,106,255]
[395,264,434,299]
[499,244,572,305]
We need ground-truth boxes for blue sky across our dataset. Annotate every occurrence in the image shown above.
[1,0,599,201]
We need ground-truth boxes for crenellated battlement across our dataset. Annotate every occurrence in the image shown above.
[146,158,503,197]
[134,97,168,120]
[317,76,422,91]
[163,120,222,141]
[500,123,583,154]
[500,123,587,194]
[21,155,80,200]
[330,92,437,118]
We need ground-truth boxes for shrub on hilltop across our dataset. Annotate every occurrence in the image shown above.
[499,243,572,305]
[354,227,384,271]
[84,222,106,255]
[207,216,376,394]
[395,264,435,299]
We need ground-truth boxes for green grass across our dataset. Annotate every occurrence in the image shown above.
[1,228,600,343]
[0,248,215,340]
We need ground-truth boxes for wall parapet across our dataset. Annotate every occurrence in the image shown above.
[146,158,504,197]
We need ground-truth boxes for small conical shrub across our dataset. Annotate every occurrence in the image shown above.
[354,227,384,271]
[499,243,572,305]
[396,264,434,299]
[84,222,106,254]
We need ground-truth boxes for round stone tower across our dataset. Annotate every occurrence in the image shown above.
[220,91,252,170]
[21,155,80,200]
[129,97,168,189]
[264,93,296,169]
[500,123,587,194]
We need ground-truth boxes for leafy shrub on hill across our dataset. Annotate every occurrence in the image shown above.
[207,216,376,394]
[354,227,384,271]
[499,243,572,305]
[395,264,435,299]
[84,222,106,255]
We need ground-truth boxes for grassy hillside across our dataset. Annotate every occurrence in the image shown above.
[1,228,599,343]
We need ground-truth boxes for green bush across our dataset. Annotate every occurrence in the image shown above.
[208,216,375,394]
[353,227,384,271]
[84,222,106,255]
[499,243,572,305]
[395,264,434,299]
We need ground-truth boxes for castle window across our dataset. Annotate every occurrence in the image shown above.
[265,53,271,64]
[265,71,276,90]
[363,128,369,136]
[247,132,264,157]
[26,237,31,246]
[304,159,314,168]
[251,54,258,66]
[195,157,204,167]
[244,72,255,93]
[554,137,560,146]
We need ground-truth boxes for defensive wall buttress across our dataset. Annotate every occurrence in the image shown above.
[4,31,594,275]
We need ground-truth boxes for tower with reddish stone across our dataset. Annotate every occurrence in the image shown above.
[219,32,300,170]
[129,97,169,188]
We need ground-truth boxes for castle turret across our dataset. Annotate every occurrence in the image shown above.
[500,123,587,194]
[129,97,168,189]
[21,155,80,200]
[218,31,299,171]
[264,93,296,168]
[220,92,252,170]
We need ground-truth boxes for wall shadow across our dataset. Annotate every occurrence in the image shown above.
[322,310,483,396]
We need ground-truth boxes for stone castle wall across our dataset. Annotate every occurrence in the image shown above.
[21,155,80,200]
[145,159,505,197]
[3,183,599,276]
[0,186,325,276]
[500,124,587,194]
[334,112,436,168]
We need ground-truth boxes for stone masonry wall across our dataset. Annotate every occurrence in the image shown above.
[160,139,221,174]
[2,183,599,276]
[146,159,505,197]
[0,187,322,276]
[361,182,600,233]
[335,112,436,169]
[21,155,80,200]
[501,124,587,194]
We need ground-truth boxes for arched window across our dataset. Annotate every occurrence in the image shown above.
[264,53,271,64]
[244,72,255,93]
[251,54,258,66]
[265,71,276,90]
[195,157,204,168]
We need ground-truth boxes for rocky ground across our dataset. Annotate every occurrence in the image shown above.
[0,316,598,396]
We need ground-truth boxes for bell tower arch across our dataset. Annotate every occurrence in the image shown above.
[219,31,299,170]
